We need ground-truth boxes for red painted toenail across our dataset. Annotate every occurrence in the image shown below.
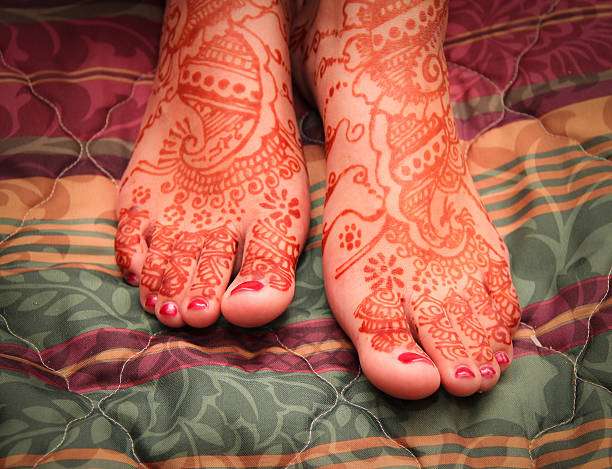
[160,302,178,316]
[455,366,475,379]
[125,272,139,286]
[231,280,264,295]
[398,352,432,364]
[480,365,496,378]
[145,294,157,309]
[495,351,510,365]
[188,297,208,311]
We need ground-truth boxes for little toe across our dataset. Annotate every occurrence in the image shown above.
[221,218,302,328]
[412,293,482,397]
[115,207,150,285]
[181,226,238,328]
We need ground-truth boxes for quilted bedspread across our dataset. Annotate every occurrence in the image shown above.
[0,1,611,468]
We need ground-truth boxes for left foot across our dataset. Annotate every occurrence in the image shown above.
[115,0,309,328]
[295,0,521,399]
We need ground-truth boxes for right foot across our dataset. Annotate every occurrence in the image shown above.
[115,0,309,328]
[296,0,521,399]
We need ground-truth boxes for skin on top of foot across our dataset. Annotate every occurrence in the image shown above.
[115,0,310,329]
[293,0,521,399]
[114,0,522,400]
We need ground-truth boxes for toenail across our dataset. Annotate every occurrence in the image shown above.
[160,302,178,316]
[398,352,432,364]
[145,294,157,309]
[124,272,139,286]
[231,280,264,295]
[495,351,510,365]
[188,297,208,311]
[480,365,496,379]
[455,366,475,379]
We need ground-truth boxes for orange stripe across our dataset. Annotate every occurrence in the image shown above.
[1,420,608,468]
[0,263,120,278]
[321,453,527,469]
[0,252,115,267]
[446,4,612,45]
[513,298,611,340]
[446,9,612,49]
[0,75,153,86]
[1,223,117,237]
[0,448,138,468]
[483,173,611,218]
[6,234,113,249]
[534,439,611,467]
[473,150,606,193]
[491,185,612,235]
[478,164,609,205]
[56,339,353,378]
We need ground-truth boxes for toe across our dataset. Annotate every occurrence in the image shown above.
[411,292,482,397]
[138,224,176,317]
[332,289,441,400]
[486,258,522,373]
[181,226,238,328]
[115,207,150,285]
[222,215,302,328]
[357,335,441,400]
[155,230,205,328]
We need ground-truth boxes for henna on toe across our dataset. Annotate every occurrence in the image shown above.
[115,0,309,328]
[296,0,522,398]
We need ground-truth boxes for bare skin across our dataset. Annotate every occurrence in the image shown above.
[115,0,309,328]
[115,0,521,399]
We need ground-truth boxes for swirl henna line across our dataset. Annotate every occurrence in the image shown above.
[307,0,522,354]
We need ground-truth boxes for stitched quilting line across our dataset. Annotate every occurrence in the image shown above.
[0,311,96,467]
[0,30,153,466]
[525,264,612,464]
[520,320,611,396]
[97,331,163,469]
[0,45,152,248]
[444,0,611,465]
[274,331,422,469]
[0,310,157,468]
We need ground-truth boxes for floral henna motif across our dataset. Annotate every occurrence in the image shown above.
[314,0,520,354]
[353,254,415,352]
[240,189,301,291]
[118,0,306,298]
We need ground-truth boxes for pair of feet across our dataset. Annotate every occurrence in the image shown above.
[115,0,521,399]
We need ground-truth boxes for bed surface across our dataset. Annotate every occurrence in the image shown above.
[0,1,611,467]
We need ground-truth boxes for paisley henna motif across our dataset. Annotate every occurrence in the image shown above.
[310,0,520,354]
[117,0,306,297]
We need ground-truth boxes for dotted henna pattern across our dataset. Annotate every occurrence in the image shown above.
[314,0,521,356]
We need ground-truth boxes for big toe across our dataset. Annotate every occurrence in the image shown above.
[356,335,441,400]
[221,218,302,327]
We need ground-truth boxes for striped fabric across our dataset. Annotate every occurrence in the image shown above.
[0,1,611,468]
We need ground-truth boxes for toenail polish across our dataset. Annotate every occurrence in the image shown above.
[188,297,208,311]
[495,351,510,365]
[145,294,157,309]
[125,272,139,286]
[455,366,476,379]
[398,352,432,364]
[480,365,496,379]
[160,302,178,316]
[231,280,264,295]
